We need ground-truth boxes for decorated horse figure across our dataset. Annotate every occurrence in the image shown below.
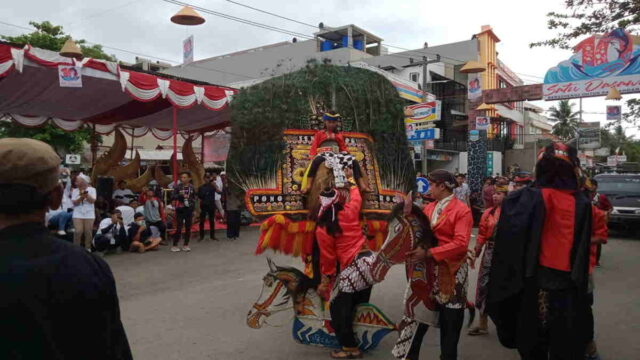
[247,200,475,353]
[247,258,395,351]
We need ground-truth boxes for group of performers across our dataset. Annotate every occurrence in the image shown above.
[299,111,606,359]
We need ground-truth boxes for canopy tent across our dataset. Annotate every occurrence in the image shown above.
[0,42,236,138]
[0,41,237,182]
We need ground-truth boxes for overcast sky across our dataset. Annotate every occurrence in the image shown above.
[0,0,636,136]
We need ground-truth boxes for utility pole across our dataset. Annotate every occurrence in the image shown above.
[415,54,441,175]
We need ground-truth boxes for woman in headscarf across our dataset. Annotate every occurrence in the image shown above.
[404,169,473,360]
[315,167,371,359]
[468,177,509,336]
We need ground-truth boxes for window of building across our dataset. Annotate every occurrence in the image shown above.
[410,72,420,83]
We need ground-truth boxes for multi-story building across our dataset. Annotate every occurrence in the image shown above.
[162,24,527,175]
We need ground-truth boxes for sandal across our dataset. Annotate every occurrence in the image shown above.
[330,349,363,359]
[467,327,489,336]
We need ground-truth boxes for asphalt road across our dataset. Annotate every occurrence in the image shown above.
[107,228,640,360]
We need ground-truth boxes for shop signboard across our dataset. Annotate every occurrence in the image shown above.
[607,154,627,166]
[543,28,640,100]
[606,105,622,121]
[404,101,441,124]
[595,147,610,156]
[406,127,440,141]
[424,140,435,150]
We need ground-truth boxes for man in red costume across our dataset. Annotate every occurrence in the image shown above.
[315,169,371,359]
[302,111,371,194]
[403,169,473,360]
[487,142,592,360]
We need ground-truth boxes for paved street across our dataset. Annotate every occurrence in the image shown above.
[107,228,640,360]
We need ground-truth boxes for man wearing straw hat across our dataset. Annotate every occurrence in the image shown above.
[0,138,132,359]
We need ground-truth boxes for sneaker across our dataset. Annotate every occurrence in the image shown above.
[182,246,191,252]
[57,230,67,236]
[171,246,181,252]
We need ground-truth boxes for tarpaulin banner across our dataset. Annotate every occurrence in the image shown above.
[203,132,231,162]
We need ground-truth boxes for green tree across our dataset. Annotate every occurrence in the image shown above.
[531,0,639,126]
[548,100,580,140]
[2,21,116,61]
[0,21,113,155]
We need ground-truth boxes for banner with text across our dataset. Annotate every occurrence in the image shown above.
[606,105,622,121]
[543,28,640,100]
[183,35,194,65]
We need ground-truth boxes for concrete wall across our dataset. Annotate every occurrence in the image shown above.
[505,141,538,174]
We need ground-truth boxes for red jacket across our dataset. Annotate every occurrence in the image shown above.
[590,205,608,273]
[423,196,473,263]
[309,130,348,157]
[539,188,577,271]
[316,187,366,276]
[477,206,501,249]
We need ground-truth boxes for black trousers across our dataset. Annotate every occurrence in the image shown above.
[330,287,372,349]
[226,210,241,238]
[406,307,465,360]
[199,206,216,239]
[517,287,589,360]
[147,220,166,240]
[173,208,193,246]
[308,156,363,179]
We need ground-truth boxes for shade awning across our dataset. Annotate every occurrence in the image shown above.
[0,43,237,136]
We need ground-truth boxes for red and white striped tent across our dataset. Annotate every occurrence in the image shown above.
[0,41,237,179]
[0,42,236,138]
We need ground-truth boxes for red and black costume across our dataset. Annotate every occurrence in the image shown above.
[315,186,371,354]
[487,143,592,360]
[307,129,363,182]
[404,170,473,360]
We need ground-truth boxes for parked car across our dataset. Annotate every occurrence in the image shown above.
[594,173,640,233]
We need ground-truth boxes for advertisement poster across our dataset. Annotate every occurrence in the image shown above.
[58,65,82,88]
[475,116,490,131]
[577,122,601,149]
[606,105,622,121]
[467,72,482,100]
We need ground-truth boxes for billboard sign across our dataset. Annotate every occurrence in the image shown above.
[58,65,82,87]
[467,73,482,100]
[543,28,640,100]
[404,101,441,123]
[577,122,601,149]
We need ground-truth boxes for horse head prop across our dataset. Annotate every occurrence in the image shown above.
[247,258,313,329]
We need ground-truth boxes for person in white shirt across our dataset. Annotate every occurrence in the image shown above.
[113,180,136,206]
[453,174,470,207]
[115,201,136,230]
[71,174,96,250]
[93,210,127,254]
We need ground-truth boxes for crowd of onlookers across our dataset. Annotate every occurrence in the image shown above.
[45,167,249,257]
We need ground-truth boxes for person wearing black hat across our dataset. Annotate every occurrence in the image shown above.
[0,138,132,359]
[487,142,592,360]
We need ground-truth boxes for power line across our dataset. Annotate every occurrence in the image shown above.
[159,0,314,40]
[223,0,317,29]
[0,20,254,80]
